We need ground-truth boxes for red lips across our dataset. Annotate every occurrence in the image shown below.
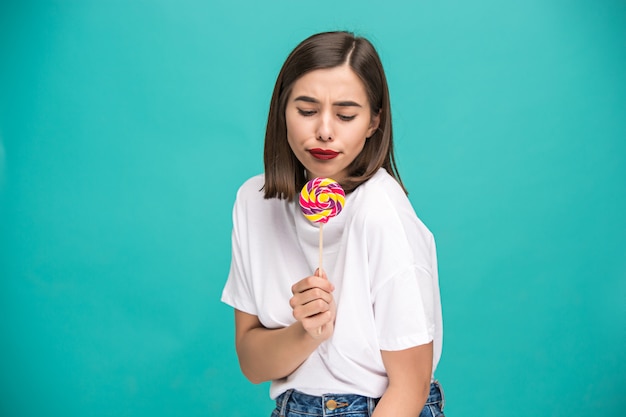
[309,148,339,160]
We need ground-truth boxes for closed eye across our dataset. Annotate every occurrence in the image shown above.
[338,114,356,121]
[297,108,316,117]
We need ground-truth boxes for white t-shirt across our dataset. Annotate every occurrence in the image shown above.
[221,168,443,399]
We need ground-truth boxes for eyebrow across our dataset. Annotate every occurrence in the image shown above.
[293,95,363,108]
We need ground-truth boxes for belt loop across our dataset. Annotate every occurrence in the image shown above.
[279,389,293,416]
[433,380,444,410]
[367,396,376,416]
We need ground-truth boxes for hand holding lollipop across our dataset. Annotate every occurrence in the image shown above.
[299,178,344,336]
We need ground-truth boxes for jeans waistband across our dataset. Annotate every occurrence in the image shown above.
[276,389,378,416]
[275,381,443,416]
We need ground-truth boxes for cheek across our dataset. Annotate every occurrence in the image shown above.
[286,117,309,143]
[285,112,298,138]
[341,123,371,146]
[285,119,303,154]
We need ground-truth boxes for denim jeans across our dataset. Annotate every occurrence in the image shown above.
[271,381,445,417]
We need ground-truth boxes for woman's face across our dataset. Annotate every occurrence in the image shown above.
[285,65,380,184]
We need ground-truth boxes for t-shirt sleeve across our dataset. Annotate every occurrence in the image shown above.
[364,186,437,351]
[373,264,436,351]
[220,190,258,315]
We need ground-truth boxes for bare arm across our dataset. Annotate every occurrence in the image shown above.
[372,342,433,417]
[234,270,336,384]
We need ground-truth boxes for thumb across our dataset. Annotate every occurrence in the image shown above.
[315,268,328,280]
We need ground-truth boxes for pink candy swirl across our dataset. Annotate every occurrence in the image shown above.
[299,178,345,224]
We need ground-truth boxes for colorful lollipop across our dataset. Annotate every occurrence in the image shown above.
[299,177,345,224]
[299,178,345,276]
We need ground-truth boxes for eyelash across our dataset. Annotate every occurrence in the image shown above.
[297,109,356,121]
[297,109,316,117]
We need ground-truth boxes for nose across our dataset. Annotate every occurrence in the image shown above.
[316,112,333,142]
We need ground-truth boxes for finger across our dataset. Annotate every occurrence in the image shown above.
[290,288,332,311]
[291,275,334,295]
[301,287,333,304]
[301,311,333,333]
[292,297,331,321]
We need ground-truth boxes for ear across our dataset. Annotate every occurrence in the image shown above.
[367,110,381,138]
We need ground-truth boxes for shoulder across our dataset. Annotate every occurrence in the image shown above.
[353,169,433,241]
[235,174,265,200]
[354,169,413,220]
[232,174,268,211]
[360,168,406,200]
[231,174,266,223]
[232,173,290,224]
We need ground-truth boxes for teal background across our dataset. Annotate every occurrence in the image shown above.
[1,1,625,416]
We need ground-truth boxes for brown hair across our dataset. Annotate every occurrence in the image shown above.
[263,31,406,200]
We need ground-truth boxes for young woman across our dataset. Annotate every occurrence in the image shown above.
[222,31,444,417]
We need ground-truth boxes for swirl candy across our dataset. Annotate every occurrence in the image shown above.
[299,177,345,224]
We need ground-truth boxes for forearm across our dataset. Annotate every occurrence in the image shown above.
[236,320,320,384]
[234,273,334,384]
[372,343,433,417]
[371,380,429,417]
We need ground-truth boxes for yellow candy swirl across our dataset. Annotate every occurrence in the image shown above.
[299,178,345,224]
